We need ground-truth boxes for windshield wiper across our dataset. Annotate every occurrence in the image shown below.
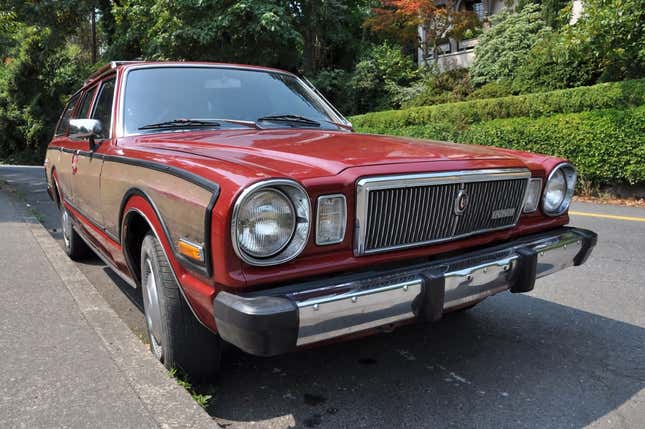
[256,114,321,127]
[138,118,222,130]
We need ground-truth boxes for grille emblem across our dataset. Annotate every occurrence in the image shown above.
[454,189,469,215]
[491,208,516,219]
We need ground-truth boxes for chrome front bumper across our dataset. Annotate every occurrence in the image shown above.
[214,227,597,356]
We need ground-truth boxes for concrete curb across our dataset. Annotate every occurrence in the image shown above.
[27,219,215,429]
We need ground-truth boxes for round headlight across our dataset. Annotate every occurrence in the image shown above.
[236,189,295,258]
[542,163,576,216]
[232,179,311,266]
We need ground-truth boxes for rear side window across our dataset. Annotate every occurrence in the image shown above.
[91,78,116,139]
[54,93,81,136]
[77,86,98,119]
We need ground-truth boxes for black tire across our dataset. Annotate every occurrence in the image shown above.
[140,232,221,381]
[60,205,91,260]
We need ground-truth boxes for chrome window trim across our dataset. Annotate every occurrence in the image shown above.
[116,64,348,138]
[231,178,311,267]
[315,194,347,246]
[90,75,117,140]
[354,168,532,256]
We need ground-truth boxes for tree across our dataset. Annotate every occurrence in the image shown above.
[470,3,549,86]
[289,0,371,73]
[512,0,645,93]
[0,1,94,162]
[366,0,480,66]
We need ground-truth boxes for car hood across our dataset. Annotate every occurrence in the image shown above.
[137,129,524,179]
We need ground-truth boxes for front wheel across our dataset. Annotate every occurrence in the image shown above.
[140,232,221,381]
[60,205,90,260]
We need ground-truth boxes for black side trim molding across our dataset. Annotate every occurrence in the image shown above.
[120,188,211,278]
[50,146,219,193]
[50,146,220,277]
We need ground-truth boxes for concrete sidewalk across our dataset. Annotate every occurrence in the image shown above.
[0,189,214,428]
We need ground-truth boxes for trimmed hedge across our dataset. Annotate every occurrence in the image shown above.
[350,78,645,131]
[355,105,645,186]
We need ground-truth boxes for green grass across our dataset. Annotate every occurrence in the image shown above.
[169,368,213,409]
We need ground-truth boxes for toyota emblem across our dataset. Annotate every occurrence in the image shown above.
[454,189,469,215]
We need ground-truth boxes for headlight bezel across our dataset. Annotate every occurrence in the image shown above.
[542,163,576,217]
[231,179,311,266]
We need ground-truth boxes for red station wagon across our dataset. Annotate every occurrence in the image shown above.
[45,61,597,380]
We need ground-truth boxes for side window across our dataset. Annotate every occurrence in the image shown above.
[54,93,81,136]
[91,78,116,139]
[77,86,97,119]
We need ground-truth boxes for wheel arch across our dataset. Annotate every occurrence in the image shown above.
[118,188,174,285]
[118,188,217,333]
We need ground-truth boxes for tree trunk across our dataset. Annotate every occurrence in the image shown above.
[91,7,97,64]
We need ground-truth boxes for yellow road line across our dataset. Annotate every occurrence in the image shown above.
[569,210,645,223]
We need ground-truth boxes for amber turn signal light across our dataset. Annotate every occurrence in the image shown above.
[177,239,204,262]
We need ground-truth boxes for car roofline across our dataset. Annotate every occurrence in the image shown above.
[85,61,296,88]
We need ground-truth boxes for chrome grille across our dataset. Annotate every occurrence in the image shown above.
[355,169,531,255]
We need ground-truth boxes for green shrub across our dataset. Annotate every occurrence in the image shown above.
[0,25,91,164]
[470,4,550,86]
[351,78,645,130]
[513,0,645,93]
[350,42,419,114]
[308,69,356,116]
[460,107,645,185]
[468,80,514,100]
[354,105,645,186]
[402,68,473,108]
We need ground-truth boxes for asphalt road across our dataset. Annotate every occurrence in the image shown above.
[1,165,643,429]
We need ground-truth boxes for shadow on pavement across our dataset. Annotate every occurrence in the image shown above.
[208,293,644,428]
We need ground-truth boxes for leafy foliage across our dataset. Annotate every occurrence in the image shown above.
[470,4,549,86]
[0,22,90,163]
[308,69,355,115]
[352,78,645,130]
[354,103,645,187]
[467,80,514,100]
[460,106,645,186]
[108,0,370,73]
[402,68,473,107]
[366,0,480,64]
[348,42,420,113]
[513,0,645,93]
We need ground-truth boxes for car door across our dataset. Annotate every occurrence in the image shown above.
[63,84,99,210]
[73,76,116,227]
[50,92,81,202]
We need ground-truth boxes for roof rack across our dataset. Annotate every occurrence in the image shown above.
[85,61,145,84]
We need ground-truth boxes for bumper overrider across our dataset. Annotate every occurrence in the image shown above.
[214,227,597,356]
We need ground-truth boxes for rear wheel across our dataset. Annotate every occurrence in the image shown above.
[140,232,221,381]
[60,205,91,260]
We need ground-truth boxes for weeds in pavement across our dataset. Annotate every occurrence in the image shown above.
[169,368,213,409]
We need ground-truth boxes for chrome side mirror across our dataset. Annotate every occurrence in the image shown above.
[69,119,102,141]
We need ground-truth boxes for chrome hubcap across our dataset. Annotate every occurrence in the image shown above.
[142,258,163,360]
[61,208,72,249]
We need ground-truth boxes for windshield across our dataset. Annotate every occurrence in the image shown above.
[122,67,346,134]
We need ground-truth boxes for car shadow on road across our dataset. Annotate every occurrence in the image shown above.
[207,293,644,429]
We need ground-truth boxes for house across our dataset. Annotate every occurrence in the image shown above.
[420,0,584,71]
